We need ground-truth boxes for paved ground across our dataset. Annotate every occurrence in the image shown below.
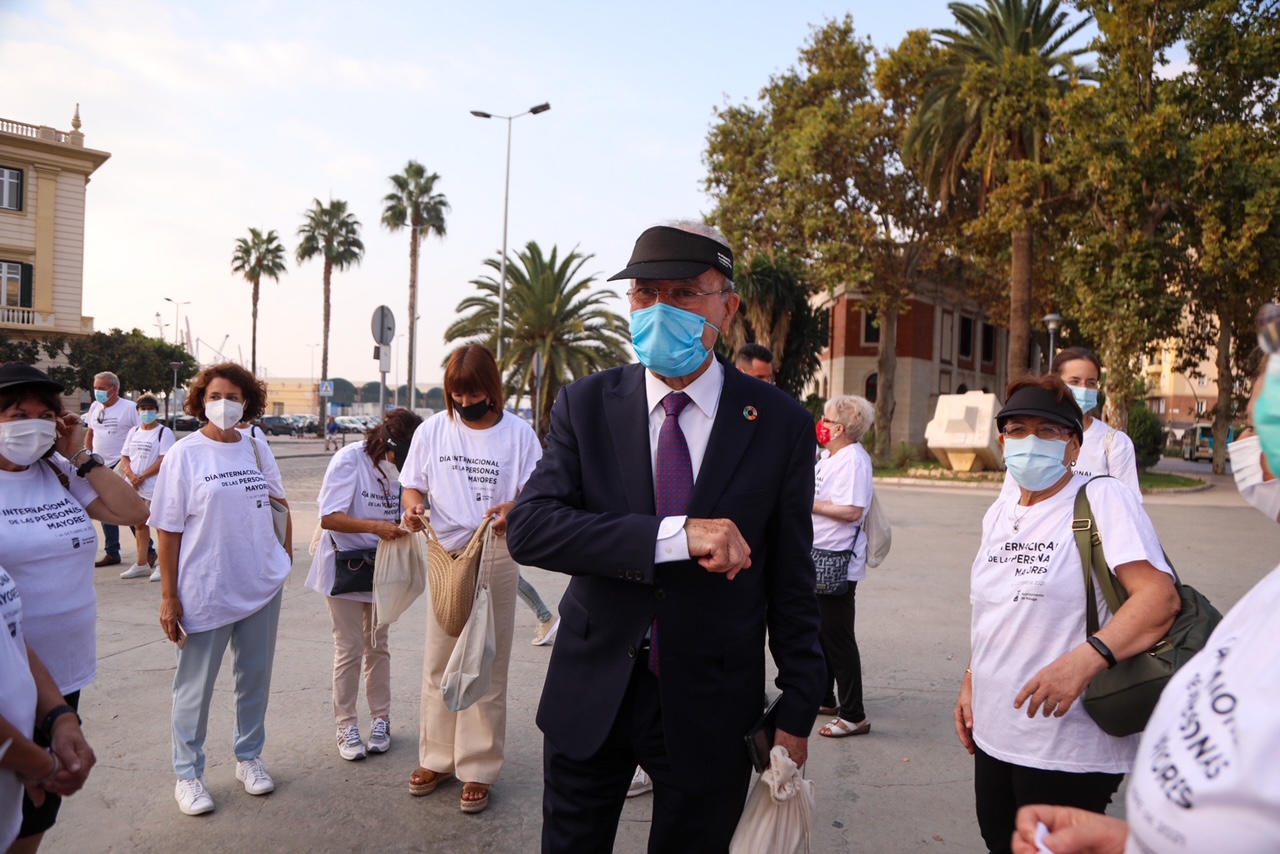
[39,439,1280,853]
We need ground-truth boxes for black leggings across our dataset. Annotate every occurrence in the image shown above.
[817,582,865,723]
[973,744,1122,854]
[18,690,81,839]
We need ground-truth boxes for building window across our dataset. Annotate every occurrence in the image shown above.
[0,167,21,211]
[981,323,995,364]
[865,372,878,403]
[1196,399,1208,416]
[1197,377,1207,387]
[959,316,974,360]
[863,311,880,345]
[0,261,33,308]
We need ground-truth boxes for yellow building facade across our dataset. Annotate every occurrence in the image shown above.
[0,108,110,343]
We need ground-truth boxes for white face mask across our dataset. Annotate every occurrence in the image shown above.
[204,399,244,431]
[0,419,58,467]
[1228,435,1280,523]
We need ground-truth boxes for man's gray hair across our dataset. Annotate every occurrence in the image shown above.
[662,218,735,290]
[94,371,120,389]
[825,395,875,443]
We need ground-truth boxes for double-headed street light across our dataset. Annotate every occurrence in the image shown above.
[470,101,551,361]
[165,297,190,349]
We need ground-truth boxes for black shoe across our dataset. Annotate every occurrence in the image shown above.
[147,551,158,568]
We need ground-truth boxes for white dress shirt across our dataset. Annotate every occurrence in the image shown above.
[644,359,724,563]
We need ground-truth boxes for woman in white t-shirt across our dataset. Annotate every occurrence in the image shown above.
[812,395,876,739]
[0,362,147,852]
[400,345,542,814]
[1012,345,1280,854]
[117,394,176,582]
[957,375,1180,854]
[305,408,422,762]
[0,564,97,854]
[149,363,293,818]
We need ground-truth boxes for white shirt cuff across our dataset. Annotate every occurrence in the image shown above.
[655,515,690,563]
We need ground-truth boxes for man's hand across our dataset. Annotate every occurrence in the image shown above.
[684,518,751,579]
[159,597,184,643]
[774,729,807,768]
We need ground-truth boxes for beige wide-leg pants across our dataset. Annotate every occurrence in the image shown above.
[418,536,518,784]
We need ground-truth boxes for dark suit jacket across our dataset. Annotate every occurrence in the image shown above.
[507,357,825,779]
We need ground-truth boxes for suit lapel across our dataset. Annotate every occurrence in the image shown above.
[604,363,656,515]
[688,361,756,518]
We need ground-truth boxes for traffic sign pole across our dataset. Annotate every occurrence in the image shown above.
[371,306,396,419]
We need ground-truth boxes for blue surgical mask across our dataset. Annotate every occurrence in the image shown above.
[93,390,109,404]
[1069,385,1098,413]
[1003,435,1070,491]
[1257,359,1280,471]
[630,303,717,378]
[140,411,158,425]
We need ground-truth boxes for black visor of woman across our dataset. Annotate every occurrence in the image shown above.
[958,374,1181,853]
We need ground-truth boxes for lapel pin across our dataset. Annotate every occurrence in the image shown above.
[743,406,758,421]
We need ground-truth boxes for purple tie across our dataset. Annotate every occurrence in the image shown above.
[651,392,693,675]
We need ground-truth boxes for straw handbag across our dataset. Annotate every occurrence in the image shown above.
[425,517,492,637]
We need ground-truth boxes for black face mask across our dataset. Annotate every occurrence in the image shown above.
[456,399,491,422]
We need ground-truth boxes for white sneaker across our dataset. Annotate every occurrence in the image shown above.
[235,756,275,795]
[120,564,150,579]
[175,776,214,815]
[149,567,161,582]
[337,725,367,761]
[627,766,652,798]
[366,717,390,754]
[532,616,560,646]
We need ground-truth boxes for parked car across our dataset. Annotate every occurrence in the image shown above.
[257,416,295,436]
[171,415,201,432]
[334,416,366,434]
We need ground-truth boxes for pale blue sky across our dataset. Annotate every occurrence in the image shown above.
[3,0,1053,386]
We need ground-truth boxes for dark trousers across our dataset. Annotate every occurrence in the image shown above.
[102,523,120,557]
[817,582,865,722]
[541,649,752,854]
[973,745,1123,854]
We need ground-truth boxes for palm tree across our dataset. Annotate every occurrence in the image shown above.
[230,228,288,375]
[295,198,364,424]
[721,253,822,400]
[905,0,1090,379]
[381,162,448,408]
[445,241,630,437]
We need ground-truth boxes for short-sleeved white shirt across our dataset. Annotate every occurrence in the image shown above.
[86,397,139,465]
[399,411,542,551]
[120,423,176,500]
[147,431,290,633]
[1124,562,1280,853]
[0,456,100,694]
[305,443,402,602]
[1001,418,1142,502]
[0,565,36,853]
[969,476,1173,773]
[812,443,874,581]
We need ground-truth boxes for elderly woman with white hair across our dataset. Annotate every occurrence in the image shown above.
[812,394,876,738]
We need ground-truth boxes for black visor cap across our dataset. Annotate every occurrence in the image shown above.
[607,226,734,282]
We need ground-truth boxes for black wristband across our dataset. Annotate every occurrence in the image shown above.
[40,704,80,739]
[1086,635,1117,669]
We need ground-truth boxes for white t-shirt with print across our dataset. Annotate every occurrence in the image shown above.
[0,457,100,694]
[969,476,1173,773]
[147,431,290,633]
[812,442,874,581]
[1000,418,1142,503]
[1123,562,1280,854]
[121,423,176,500]
[305,443,402,603]
[86,397,139,465]
[0,566,36,853]
[400,411,542,551]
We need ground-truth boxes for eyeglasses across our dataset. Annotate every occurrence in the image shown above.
[627,286,732,309]
[1003,423,1073,441]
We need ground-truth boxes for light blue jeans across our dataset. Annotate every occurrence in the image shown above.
[172,589,283,779]
[517,574,552,623]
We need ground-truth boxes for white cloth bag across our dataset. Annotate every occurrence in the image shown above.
[729,745,815,854]
[441,529,497,713]
[373,527,427,627]
[864,492,892,568]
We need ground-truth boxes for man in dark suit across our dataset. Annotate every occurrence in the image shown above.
[507,220,826,853]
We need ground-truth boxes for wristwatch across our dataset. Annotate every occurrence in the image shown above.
[75,452,105,478]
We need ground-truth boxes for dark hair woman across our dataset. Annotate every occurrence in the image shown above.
[399,345,543,813]
[304,408,423,761]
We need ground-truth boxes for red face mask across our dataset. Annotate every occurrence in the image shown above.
[816,420,831,446]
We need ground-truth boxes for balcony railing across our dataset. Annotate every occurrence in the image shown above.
[0,306,51,327]
[0,118,78,146]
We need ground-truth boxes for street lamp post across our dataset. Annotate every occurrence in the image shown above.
[1042,313,1065,365]
[165,298,190,348]
[169,360,181,429]
[470,101,550,361]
